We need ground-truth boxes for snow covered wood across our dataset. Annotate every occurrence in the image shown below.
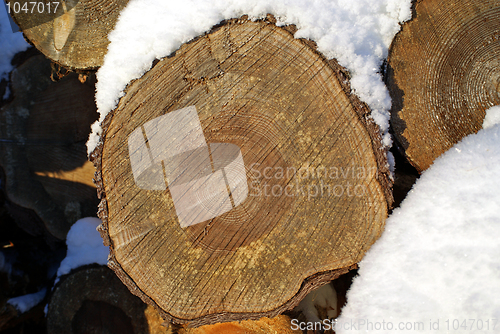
[85,0,412,155]
[387,0,500,172]
[47,265,170,334]
[92,17,393,326]
[0,55,98,240]
[7,0,129,69]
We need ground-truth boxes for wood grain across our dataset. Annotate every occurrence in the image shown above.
[8,0,129,69]
[93,17,392,326]
[387,0,500,172]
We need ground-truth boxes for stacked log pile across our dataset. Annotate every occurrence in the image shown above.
[1,0,497,332]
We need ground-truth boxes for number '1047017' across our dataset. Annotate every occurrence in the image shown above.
[6,2,60,14]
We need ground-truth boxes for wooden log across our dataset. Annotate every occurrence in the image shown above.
[0,55,99,240]
[386,0,500,172]
[7,0,130,69]
[47,265,171,334]
[178,315,299,334]
[92,17,393,326]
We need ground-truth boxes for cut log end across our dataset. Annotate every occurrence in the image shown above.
[387,0,500,172]
[8,0,130,70]
[92,16,392,326]
[46,265,171,334]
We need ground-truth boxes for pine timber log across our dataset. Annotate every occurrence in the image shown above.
[178,315,299,334]
[92,17,393,326]
[47,265,171,334]
[387,0,500,172]
[0,55,99,240]
[7,0,130,69]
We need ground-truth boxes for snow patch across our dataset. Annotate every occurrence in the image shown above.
[337,125,500,333]
[7,288,47,314]
[298,283,338,323]
[483,105,500,129]
[0,7,29,82]
[87,0,412,155]
[2,85,10,100]
[55,217,109,284]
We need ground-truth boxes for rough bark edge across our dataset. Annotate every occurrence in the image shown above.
[271,14,394,207]
[384,0,431,174]
[327,56,394,207]
[109,256,357,328]
[89,15,393,327]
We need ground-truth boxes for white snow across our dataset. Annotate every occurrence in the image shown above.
[0,7,29,82]
[3,85,11,100]
[87,0,412,155]
[483,105,500,129]
[7,288,46,313]
[298,283,339,323]
[55,217,109,284]
[336,124,500,333]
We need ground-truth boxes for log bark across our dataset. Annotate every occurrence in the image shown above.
[7,0,130,69]
[47,265,171,334]
[92,17,392,326]
[387,0,500,172]
[0,55,99,240]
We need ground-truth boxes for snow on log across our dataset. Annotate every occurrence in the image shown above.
[0,55,98,240]
[6,0,130,69]
[91,17,393,326]
[387,0,500,172]
[47,265,170,334]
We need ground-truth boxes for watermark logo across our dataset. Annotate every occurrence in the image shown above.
[128,106,248,228]
[248,163,377,201]
[2,0,80,33]
[291,318,498,332]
